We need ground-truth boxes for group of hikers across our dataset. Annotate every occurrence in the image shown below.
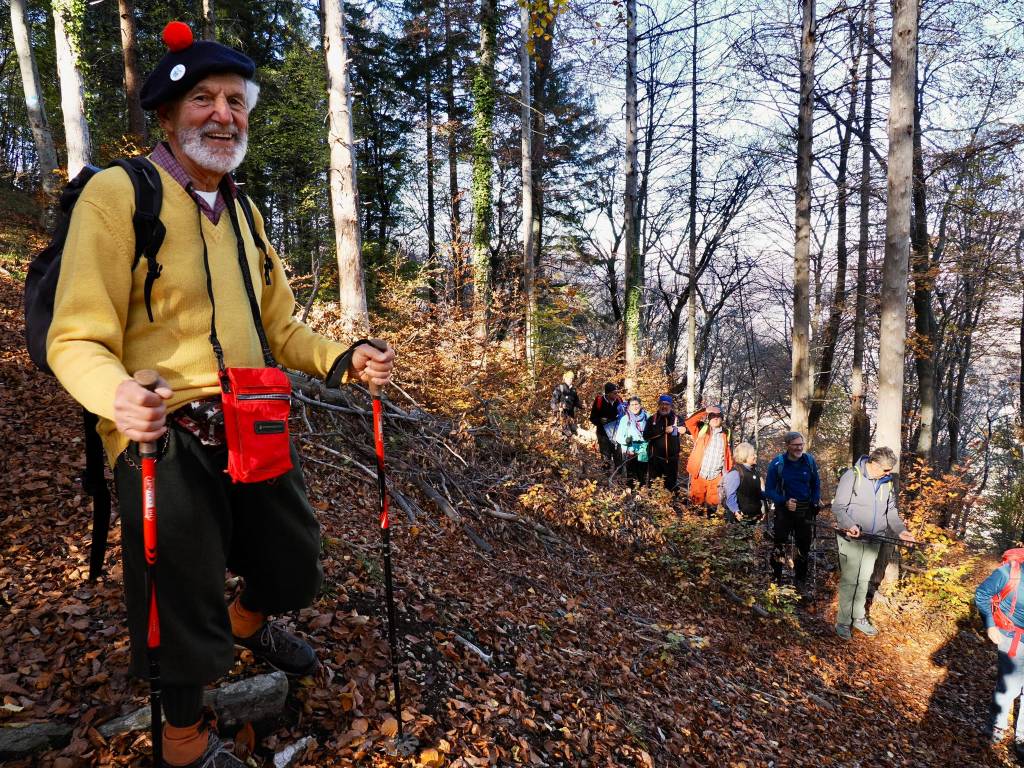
[20,22,1024,764]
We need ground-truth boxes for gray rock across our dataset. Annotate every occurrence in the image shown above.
[0,721,74,757]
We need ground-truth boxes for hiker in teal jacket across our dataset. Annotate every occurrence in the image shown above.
[832,447,914,639]
[977,549,1024,752]
[614,397,649,487]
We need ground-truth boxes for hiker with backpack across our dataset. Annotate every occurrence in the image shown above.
[643,395,683,494]
[831,447,914,639]
[976,547,1024,754]
[590,382,624,471]
[683,405,733,518]
[40,23,394,768]
[722,442,765,525]
[764,431,821,588]
[613,396,649,487]
[550,370,582,437]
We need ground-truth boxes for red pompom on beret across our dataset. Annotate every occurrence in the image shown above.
[161,21,194,53]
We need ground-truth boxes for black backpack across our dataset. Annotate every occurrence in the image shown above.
[24,157,165,582]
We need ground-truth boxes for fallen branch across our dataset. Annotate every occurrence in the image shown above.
[454,634,493,664]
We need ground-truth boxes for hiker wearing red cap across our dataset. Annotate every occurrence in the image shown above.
[684,405,733,517]
[45,22,395,768]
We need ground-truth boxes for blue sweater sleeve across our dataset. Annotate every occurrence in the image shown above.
[764,460,785,505]
[976,566,1009,629]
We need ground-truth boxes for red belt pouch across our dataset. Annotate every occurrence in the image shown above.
[220,366,294,482]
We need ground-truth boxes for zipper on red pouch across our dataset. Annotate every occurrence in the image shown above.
[236,392,291,402]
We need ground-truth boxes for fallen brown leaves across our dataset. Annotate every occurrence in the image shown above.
[0,269,1012,767]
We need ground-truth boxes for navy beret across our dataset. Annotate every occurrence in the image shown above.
[141,22,255,110]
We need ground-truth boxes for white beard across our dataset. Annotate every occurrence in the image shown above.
[177,122,248,175]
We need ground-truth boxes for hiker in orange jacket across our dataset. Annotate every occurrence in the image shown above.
[684,405,732,517]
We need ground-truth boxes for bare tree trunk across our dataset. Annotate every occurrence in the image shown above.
[52,0,92,178]
[423,16,437,301]
[910,78,935,460]
[117,0,147,144]
[876,0,918,466]
[850,0,874,463]
[622,0,640,374]
[10,0,59,200]
[520,5,537,376]
[529,6,555,316]
[322,0,369,334]
[470,0,497,340]
[808,20,861,444]
[791,0,815,434]
[685,3,698,413]
[202,0,216,40]
[442,0,464,306]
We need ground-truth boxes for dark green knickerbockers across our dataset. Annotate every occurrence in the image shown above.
[115,426,323,686]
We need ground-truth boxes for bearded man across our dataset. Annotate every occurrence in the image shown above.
[46,23,395,767]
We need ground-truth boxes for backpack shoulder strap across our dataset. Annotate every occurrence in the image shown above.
[236,192,273,286]
[111,157,165,322]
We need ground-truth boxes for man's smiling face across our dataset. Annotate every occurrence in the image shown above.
[159,73,250,176]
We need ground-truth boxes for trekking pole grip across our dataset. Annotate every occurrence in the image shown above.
[366,339,389,398]
[133,369,160,457]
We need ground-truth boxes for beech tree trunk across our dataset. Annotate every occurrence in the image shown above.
[10,0,59,199]
[202,0,216,39]
[52,0,92,178]
[791,0,815,434]
[442,0,464,306]
[622,0,640,374]
[876,0,918,466]
[910,81,935,460]
[521,4,537,376]
[117,0,147,144]
[322,0,369,333]
[424,24,437,295]
[685,5,698,413]
[850,0,874,463]
[470,0,497,339]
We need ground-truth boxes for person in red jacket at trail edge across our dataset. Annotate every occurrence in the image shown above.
[684,404,733,517]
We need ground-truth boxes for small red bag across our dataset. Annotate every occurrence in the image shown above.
[220,366,293,483]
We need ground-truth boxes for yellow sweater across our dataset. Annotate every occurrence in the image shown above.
[47,162,349,464]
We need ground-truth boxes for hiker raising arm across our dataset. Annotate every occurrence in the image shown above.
[45,22,394,768]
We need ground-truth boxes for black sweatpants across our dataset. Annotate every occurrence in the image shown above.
[648,455,679,493]
[115,426,322,687]
[596,427,618,469]
[771,506,813,583]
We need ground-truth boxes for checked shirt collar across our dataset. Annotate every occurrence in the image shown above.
[151,141,237,225]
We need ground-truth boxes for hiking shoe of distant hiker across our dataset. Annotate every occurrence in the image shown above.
[235,622,318,676]
[163,728,246,768]
[852,619,879,637]
[835,624,852,640]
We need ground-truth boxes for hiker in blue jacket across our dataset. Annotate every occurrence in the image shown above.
[832,447,914,639]
[764,431,820,586]
[614,397,649,487]
[976,548,1024,752]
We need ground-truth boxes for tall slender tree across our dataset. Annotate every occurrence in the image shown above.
[443,0,465,305]
[876,0,918,465]
[910,68,934,459]
[685,0,698,414]
[52,0,92,178]
[791,0,815,435]
[322,0,369,333]
[10,0,59,199]
[622,0,641,373]
[117,0,147,143]
[521,2,537,375]
[470,0,497,338]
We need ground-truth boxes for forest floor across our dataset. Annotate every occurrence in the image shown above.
[0,203,1013,767]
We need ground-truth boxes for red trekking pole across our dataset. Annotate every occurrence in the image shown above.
[134,370,163,766]
[367,341,404,741]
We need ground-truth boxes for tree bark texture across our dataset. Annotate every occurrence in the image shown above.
[117,0,148,143]
[322,0,369,334]
[876,0,918,466]
[442,0,465,306]
[202,0,216,39]
[622,0,640,374]
[910,81,935,460]
[791,0,815,434]
[850,0,874,463]
[10,0,59,198]
[685,4,698,413]
[520,4,537,376]
[52,0,92,179]
[470,0,497,339]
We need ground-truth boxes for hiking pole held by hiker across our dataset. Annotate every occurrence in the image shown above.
[134,369,163,767]
[814,521,926,549]
[367,340,406,744]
